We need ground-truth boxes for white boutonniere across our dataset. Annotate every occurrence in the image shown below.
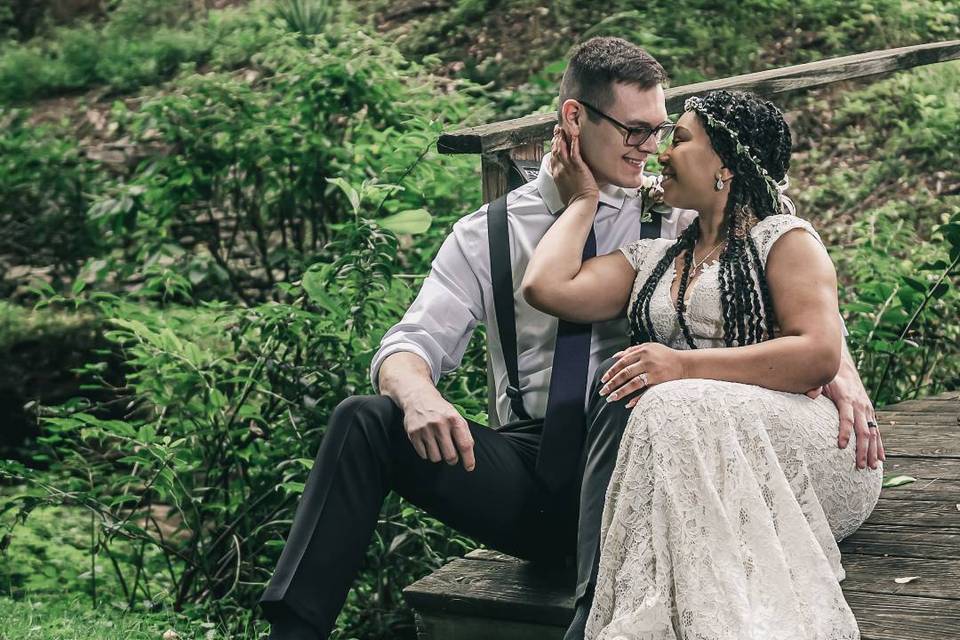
[639,173,670,223]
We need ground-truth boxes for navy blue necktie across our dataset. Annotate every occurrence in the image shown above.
[535,223,597,494]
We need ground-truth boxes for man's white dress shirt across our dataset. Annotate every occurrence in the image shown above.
[370,154,697,427]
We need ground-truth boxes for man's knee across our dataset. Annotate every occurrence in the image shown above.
[585,356,631,440]
[326,395,401,446]
[591,355,621,396]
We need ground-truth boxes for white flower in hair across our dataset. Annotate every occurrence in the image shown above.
[684,94,793,215]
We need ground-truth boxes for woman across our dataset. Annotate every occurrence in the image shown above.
[522,90,882,639]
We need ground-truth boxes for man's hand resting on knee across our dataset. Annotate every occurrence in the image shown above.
[377,352,477,472]
[806,343,885,470]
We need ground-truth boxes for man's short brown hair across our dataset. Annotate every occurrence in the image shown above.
[559,37,668,115]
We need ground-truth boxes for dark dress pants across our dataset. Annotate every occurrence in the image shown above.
[259,394,577,638]
[564,355,634,640]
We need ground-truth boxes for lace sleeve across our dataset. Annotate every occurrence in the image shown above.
[752,214,825,266]
[618,238,660,272]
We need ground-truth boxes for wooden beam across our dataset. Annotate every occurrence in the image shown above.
[846,591,960,640]
[438,39,960,155]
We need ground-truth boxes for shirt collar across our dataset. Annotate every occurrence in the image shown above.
[536,152,639,216]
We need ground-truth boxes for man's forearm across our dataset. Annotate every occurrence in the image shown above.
[377,351,444,412]
[839,338,859,376]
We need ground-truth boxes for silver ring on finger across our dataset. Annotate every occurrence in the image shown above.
[637,372,648,386]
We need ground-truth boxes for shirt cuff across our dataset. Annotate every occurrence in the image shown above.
[369,343,438,393]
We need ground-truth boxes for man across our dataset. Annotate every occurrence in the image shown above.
[260,36,883,640]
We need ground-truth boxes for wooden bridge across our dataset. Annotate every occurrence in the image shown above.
[405,391,960,639]
[403,39,960,640]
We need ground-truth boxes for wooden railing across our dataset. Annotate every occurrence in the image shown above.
[437,39,960,202]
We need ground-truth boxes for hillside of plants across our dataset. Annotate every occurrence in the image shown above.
[0,0,958,638]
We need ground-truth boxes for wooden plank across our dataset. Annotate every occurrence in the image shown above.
[662,39,960,111]
[878,477,960,501]
[466,548,522,563]
[878,427,960,458]
[841,553,960,600]
[846,591,960,640]
[875,412,960,425]
[881,456,960,481]
[414,611,563,640]
[840,523,960,560]
[406,556,960,640]
[414,594,960,640]
[438,40,960,154]
[878,424,960,435]
[439,112,555,155]
[403,557,574,626]
[865,497,960,529]
[881,396,960,412]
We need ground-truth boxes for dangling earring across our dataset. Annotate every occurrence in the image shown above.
[714,175,725,191]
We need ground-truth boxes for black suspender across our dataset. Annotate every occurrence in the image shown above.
[641,210,663,239]
[487,167,663,422]
[487,193,532,421]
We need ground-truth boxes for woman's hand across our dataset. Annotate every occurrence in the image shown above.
[551,126,599,206]
[599,343,688,408]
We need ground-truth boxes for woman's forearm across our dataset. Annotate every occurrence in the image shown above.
[680,332,841,393]
[521,195,597,303]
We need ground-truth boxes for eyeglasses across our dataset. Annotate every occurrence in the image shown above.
[578,100,675,148]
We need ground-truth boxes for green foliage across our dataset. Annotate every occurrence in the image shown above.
[0,302,92,352]
[271,0,339,42]
[105,0,197,35]
[0,492,93,598]
[0,178,482,637]
[0,1,272,102]
[0,594,248,639]
[0,23,207,101]
[0,108,104,294]
[797,63,960,405]
[380,0,960,117]
[835,208,960,405]
[83,27,482,302]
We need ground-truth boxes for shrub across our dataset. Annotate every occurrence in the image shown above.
[795,63,960,405]
[0,180,487,637]
[0,108,104,295]
[86,27,484,302]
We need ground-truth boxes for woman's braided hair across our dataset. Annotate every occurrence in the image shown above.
[628,90,792,349]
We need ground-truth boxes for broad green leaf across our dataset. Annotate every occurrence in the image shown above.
[278,481,306,496]
[326,177,361,214]
[378,209,432,235]
[882,475,916,488]
[302,268,345,318]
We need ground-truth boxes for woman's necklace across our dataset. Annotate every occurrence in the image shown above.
[691,240,725,271]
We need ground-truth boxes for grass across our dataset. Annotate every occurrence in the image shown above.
[0,597,255,640]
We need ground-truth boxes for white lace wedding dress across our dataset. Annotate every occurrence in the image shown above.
[585,214,882,640]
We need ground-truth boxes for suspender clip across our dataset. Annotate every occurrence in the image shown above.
[505,385,524,400]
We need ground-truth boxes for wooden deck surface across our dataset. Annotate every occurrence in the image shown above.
[404,390,960,640]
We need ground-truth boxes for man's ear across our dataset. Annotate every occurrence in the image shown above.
[559,99,584,137]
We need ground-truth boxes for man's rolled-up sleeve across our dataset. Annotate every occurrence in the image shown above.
[370,223,485,392]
